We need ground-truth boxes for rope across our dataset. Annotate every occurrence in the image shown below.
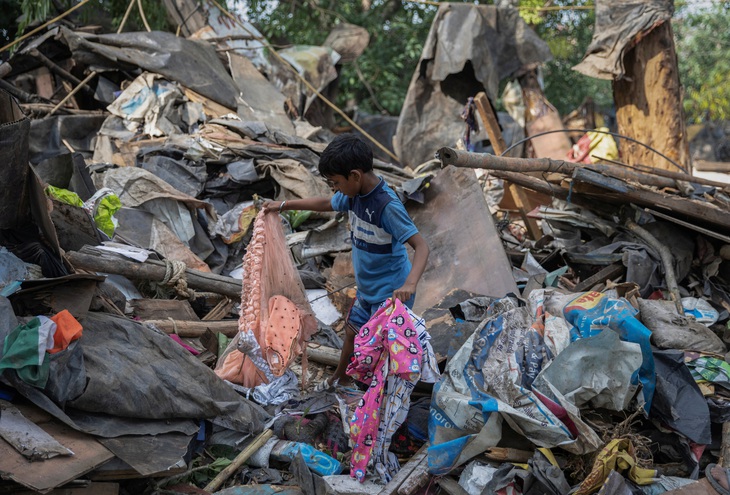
[160,259,196,300]
[167,317,178,335]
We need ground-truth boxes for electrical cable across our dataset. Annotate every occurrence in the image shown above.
[498,128,689,173]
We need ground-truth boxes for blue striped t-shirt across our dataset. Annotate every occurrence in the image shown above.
[331,178,418,304]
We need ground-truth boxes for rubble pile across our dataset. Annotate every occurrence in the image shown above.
[1,2,730,495]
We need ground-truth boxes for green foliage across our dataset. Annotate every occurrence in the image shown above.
[240,0,439,116]
[284,209,312,229]
[16,0,172,38]
[17,0,54,37]
[534,1,613,116]
[674,2,730,123]
[238,0,616,118]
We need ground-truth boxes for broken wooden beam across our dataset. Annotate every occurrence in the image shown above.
[473,92,542,241]
[440,146,730,193]
[204,428,274,493]
[573,262,625,293]
[377,443,429,495]
[436,477,469,495]
[28,49,95,95]
[65,250,243,298]
[142,319,237,337]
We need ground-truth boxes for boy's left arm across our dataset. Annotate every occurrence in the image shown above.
[393,233,429,302]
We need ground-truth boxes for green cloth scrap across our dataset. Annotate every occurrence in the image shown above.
[0,317,51,388]
[686,356,730,390]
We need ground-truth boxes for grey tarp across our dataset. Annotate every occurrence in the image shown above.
[2,311,268,438]
[573,0,674,80]
[393,4,551,167]
[0,89,31,229]
[60,27,239,109]
[67,313,266,424]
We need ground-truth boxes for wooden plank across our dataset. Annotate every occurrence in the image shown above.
[377,443,428,495]
[86,458,186,481]
[98,433,190,477]
[645,208,730,243]
[473,92,507,154]
[573,262,626,293]
[34,66,55,100]
[0,403,114,493]
[695,160,730,173]
[0,401,72,460]
[407,166,518,314]
[436,477,469,495]
[130,299,199,321]
[474,92,541,240]
[507,183,542,240]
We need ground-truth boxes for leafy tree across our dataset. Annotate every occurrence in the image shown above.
[13,0,171,39]
[533,1,613,117]
[674,2,730,123]
[239,0,438,116]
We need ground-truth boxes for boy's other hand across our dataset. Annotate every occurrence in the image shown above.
[393,282,416,303]
[262,201,281,213]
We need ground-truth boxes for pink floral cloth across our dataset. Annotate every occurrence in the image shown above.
[346,298,423,482]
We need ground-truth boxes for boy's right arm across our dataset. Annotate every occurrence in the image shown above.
[262,197,334,213]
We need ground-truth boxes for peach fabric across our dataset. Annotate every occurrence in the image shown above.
[215,210,317,388]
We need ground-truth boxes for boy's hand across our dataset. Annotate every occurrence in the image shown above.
[393,282,416,303]
[262,201,282,213]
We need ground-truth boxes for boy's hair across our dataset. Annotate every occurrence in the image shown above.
[318,133,373,177]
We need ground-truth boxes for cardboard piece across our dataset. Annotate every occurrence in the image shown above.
[407,166,518,314]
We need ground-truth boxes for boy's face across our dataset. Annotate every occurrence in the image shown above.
[325,172,360,198]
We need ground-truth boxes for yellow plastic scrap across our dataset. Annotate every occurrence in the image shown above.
[92,192,122,238]
[44,186,121,238]
[586,127,619,162]
[574,439,657,495]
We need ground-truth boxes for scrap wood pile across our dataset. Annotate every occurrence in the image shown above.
[2,2,730,495]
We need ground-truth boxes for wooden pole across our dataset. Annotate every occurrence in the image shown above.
[204,429,274,493]
[721,423,730,468]
[65,250,243,298]
[625,219,683,314]
[473,92,542,241]
[378,443,429,495]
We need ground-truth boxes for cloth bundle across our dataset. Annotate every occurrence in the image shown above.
[346,298,440,482]
[215,210,317,389]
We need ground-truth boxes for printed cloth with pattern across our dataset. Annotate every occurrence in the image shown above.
[346,298,423,482]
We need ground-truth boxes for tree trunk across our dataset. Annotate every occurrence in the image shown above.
[613,21,690,173]
[162,0,207,38]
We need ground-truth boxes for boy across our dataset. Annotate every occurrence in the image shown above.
[263,133,429,390]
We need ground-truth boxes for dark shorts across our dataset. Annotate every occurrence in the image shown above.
[346,292,415,333]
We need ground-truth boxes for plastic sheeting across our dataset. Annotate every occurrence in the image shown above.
[394,4,551,166]
[66,312,267,435]
[650,349,711,445]
[0,89,31,229]
[60,27,239,109]
[532,329,643,412]
[573,0,674,80]
[638,299,726,354]
[428,291,603,476]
